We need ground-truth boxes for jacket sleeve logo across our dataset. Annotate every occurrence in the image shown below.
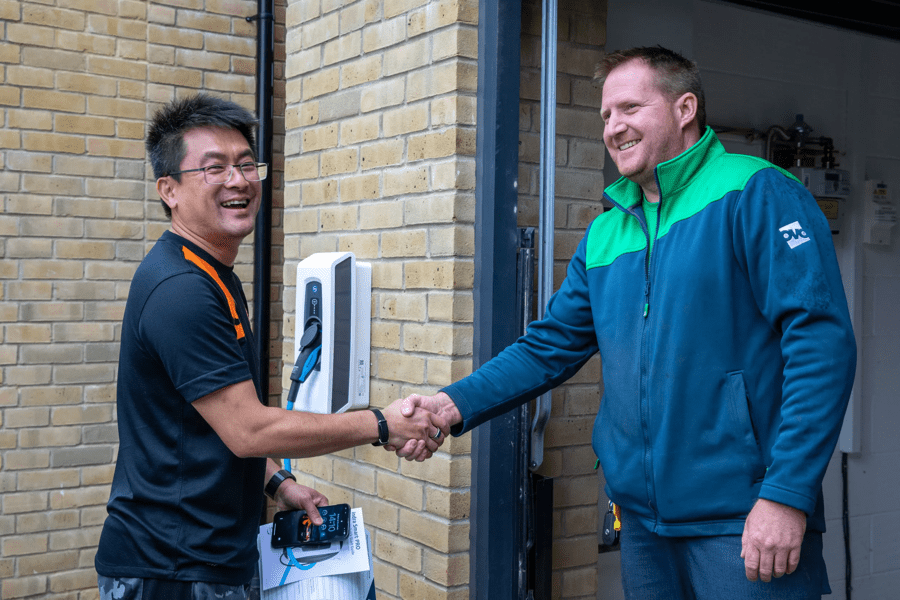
[779,221,811,249]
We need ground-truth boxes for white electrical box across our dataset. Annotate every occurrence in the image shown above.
[791,168,851,199]
[791,168,851,235]
[294,252,371,414]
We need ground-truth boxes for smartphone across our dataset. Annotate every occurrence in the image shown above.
[271,504,351,549]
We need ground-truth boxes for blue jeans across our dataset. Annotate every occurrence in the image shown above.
[98,575,259,600]
[619,510,831,600]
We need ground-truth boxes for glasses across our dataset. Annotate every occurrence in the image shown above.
[167,162,268,185]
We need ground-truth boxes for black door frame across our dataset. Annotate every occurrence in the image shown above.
[470,0,526,597]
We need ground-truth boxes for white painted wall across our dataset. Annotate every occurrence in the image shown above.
[598,1,900,598]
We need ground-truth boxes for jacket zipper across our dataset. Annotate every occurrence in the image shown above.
[642,199,660,319]
[635,189,663,524]
[627,202,654,520]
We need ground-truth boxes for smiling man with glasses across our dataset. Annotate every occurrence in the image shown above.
[156,124,265,265]
[95,94,448,600]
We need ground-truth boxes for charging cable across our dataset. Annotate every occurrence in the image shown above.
[284,320,322,473]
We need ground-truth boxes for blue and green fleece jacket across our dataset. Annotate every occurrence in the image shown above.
[443,127,856,536]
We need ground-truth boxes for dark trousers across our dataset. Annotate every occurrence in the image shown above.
[619,510,831,600]
[97,575,257,600]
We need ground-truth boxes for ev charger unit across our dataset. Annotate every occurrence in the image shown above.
[293,252,371,414]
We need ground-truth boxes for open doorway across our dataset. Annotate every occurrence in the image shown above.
[503,0,900,598]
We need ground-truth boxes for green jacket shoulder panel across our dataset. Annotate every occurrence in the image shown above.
[584,208,646,270]
[587,129,799,270]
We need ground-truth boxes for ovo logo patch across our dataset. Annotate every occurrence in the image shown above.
[779,221,811,249]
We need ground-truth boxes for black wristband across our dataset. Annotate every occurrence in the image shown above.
[264,469,296,500]
[370,408,389,446]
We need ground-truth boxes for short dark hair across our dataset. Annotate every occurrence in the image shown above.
[595,45,706,132]
[147,94,258,218]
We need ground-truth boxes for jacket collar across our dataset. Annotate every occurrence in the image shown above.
[604,126,724,211]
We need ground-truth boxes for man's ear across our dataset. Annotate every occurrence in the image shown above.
[676,92,698,130]
[156,177,177,212]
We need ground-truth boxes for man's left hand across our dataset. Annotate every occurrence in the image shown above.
[741,498,807,582]
[274,481,329,526]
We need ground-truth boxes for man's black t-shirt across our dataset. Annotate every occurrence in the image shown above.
[96,231,266,584]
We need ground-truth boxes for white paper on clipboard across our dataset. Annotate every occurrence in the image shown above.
[260,542,375,600]
[258,507,371,595]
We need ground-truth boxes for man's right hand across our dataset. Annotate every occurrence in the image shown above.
[380,396,450,461]
[386,392,462,459]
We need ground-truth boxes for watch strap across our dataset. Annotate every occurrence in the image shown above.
[264,468,296,500]
[370,408,389,446]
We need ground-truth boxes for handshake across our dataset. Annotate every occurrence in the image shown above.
[379,392,463,462]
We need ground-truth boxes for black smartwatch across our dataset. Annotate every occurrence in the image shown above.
[264,469,296,500]
[370,408,389,446]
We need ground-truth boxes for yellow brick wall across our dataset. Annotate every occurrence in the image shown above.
[282,0,476,597]
[0,1,282,598]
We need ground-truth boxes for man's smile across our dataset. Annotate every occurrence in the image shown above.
[618,140,640,151]
[221,198,251,209]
